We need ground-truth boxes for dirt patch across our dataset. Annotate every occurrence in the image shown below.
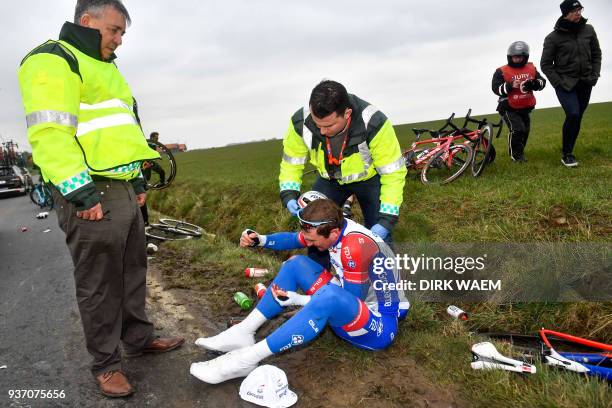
[537,205,611,236]
[272,347,463,408]
[151,246,247,316]
[540,205,571,228]
[147,246,467,408]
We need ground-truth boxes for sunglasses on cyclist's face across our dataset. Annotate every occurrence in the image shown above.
[297,209,332,230]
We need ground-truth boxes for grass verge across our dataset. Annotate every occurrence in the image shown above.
[147,102,612,406]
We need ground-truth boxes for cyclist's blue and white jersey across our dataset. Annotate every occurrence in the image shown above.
[260,219,409,351]
[325,219,410,319]
[263,219,410,319]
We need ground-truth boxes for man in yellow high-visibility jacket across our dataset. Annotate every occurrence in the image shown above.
[18,0,183,398]
[279,80,406,244]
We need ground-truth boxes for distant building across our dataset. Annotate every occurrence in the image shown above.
[164,143,187,153]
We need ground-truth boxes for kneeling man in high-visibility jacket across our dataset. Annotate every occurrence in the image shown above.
[279,80,406,243]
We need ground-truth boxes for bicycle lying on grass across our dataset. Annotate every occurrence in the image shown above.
[402,110,503,184]
[459,109,503,177]
[145,218,203,241]
[477,329,612,381]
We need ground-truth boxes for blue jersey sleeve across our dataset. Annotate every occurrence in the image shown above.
[262,232,306,251]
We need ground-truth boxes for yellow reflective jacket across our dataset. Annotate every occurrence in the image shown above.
[279,94,406,226]
[18,22,158,210]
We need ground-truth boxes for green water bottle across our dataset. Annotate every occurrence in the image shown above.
[234,292,253,310]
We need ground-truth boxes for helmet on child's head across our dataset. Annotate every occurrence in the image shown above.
[507,41,529,67]
[507,41,530,57]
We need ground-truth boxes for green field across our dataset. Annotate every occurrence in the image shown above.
[151,102,610,243]
[149,102,611,407]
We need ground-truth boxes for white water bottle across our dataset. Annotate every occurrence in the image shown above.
[447,305,468,321]
[245,267,269,278]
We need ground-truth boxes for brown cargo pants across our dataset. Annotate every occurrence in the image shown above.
[53,179,154,376]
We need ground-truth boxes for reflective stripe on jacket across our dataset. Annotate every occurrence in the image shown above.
[279,94,406,217]
[18,22,158,208]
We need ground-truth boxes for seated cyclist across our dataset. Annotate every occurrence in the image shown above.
[190,198,410,384]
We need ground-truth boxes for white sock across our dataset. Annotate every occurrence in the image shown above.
[240,340,274,366]
[194,309,268,353]
[235,308,267,334]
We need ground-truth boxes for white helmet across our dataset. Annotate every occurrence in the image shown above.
[297,191,327,209]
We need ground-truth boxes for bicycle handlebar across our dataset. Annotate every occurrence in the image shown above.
[462,108,489,129]
[444,113,461,132]
[412,112,460,140]
[490,118,504,138]
[411,109,503,140]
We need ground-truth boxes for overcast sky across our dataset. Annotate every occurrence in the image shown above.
[1,0,610,151]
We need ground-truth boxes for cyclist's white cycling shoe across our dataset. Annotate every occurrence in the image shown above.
[190,348,258,384]
[195,325,255,353]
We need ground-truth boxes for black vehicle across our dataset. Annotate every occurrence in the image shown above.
[0,165,28,197]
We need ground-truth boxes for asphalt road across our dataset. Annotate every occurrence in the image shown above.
[0,193,249,408]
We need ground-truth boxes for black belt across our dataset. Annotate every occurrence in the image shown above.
[91,175,124,182]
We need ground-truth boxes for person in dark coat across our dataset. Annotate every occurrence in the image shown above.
[540,0,602,167]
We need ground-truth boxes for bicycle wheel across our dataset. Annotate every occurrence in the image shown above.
[145,225,191,241]
[471,124,493,177]
[148,222,202,238]
[158,218,203,237]
[30,184,53,210]
[488,144,496,164]
[29,186,42,206]
[144,140,177,190]
[42,185,54,210]
[421,144,473,185]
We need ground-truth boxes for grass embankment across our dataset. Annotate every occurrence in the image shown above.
[149,102,611,407]
[152,103,610,242]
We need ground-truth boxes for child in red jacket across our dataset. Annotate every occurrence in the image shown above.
[492,41,546,162]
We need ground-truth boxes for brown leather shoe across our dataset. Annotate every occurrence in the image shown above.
[126,336,185,357]
[96,370,134,398]
[144,336,185,353]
